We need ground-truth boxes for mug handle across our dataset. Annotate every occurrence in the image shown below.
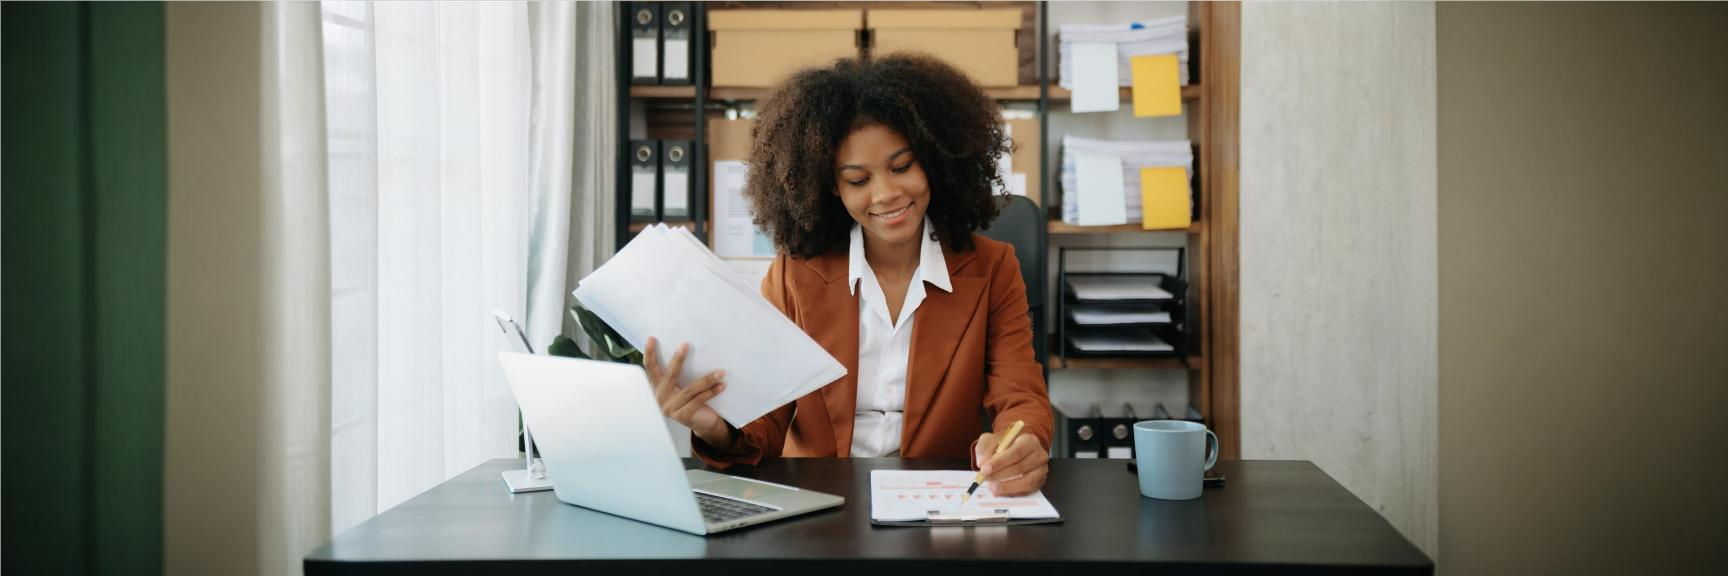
[1203,430,1219,471]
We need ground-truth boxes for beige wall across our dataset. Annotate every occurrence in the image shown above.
[1437,3,1728,574]
[1240,1,1439,557]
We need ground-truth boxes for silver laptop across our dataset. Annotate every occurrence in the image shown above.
[496,352,844,536]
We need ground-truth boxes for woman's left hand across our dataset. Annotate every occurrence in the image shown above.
[972,432,1048,497]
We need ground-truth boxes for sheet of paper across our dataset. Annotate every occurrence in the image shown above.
[663,39,689,80]
[1010,173,1028,197]
[1130,54,1181,117]
[573,225,845,427]
[662,228,822,410]
[1075,153,1127,226]
[1070,304,1171,325]
[631,170,656,214]
[1069,42,1121,113]
[1138,167,1189,230]
[713,160,775,258]
[663,170,689,215]
[870,470,1061,522]
[1070,331,1173,353]
[1067,275,1173,301]
[632,37,657,79]
[724,257,773,288]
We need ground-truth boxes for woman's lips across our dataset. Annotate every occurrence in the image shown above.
[871,201,914,222]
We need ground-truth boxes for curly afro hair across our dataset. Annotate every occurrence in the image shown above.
[744,53,1012,259]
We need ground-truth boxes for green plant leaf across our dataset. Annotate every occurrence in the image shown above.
[547,335,587,359]
[573,304,639,361]
[572,304,611,357]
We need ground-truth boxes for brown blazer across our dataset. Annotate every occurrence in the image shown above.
[694,234,1052,468]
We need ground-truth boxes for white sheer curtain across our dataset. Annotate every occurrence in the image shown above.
[560,2,619,340]
[166,3,331,575]
[321,0,597,533]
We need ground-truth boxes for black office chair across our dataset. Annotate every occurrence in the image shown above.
[981,195,1047,370]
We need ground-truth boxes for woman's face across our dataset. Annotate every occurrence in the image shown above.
[834,123,930,248]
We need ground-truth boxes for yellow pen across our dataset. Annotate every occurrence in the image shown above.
[960,420,1025,506]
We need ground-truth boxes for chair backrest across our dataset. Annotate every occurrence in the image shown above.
[981,195,1047,369]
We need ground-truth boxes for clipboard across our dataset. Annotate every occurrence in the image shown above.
[868,470,1063,527]
[871,508,1064,527]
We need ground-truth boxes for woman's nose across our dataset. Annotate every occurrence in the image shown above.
[871,177,905,204]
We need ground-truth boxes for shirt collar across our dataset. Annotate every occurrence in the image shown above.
[848,217,952,296]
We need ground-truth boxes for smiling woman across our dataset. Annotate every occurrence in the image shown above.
[645,54,1055,498]
[744,54,1012,259]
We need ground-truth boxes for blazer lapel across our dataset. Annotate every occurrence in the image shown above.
[902,246,984,448]
[801,253,859,456]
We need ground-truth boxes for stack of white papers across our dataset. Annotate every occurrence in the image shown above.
[572,224,847,428]
[1067,275,1174,301]
[1058,15,1191,89]
[1060,136,1193,225]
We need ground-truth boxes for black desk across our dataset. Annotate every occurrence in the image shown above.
[306,458,1432,575]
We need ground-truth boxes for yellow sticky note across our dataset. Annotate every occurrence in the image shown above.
[1130,54,1181,117]
[1140,167,1191,230]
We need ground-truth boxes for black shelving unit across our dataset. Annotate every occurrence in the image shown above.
[616,1,711,249]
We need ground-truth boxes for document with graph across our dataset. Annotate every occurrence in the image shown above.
[869,470,1062,526]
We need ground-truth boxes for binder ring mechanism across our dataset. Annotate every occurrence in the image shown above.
[926,508,1012,525]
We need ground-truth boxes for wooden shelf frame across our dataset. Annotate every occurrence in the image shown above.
[631,84,1202,103]
[1047,219,1202,235]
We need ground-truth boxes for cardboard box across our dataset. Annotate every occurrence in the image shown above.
[1006,117,1041,205]
[707,116,755,223]
[708,117,754,164]
[868,9,1023,87]
[709,10,863,88]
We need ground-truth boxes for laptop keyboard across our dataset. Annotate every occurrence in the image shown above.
[694,491,777,524]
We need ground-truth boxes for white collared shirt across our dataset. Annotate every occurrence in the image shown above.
[847,218,951,458]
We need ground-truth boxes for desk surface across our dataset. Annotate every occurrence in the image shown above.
[306,458,1432,575]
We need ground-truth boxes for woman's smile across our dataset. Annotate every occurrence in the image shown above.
[871,200,915,224]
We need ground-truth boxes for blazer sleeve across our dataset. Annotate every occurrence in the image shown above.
[692,253,798,469]
[971,243,1054,464]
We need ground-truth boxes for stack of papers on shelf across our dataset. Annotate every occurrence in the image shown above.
[572,224,847,427]
[1070,303,1172,325]
[1067,275,1174,301]
[1058,15,1191,89]
[1070,331,1174,353]
[1060,136,1193,226]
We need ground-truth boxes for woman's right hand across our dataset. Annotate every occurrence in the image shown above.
[644,336,732,448]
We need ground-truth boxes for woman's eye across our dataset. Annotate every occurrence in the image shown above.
[891,163,912,174]
[847,178,868,187]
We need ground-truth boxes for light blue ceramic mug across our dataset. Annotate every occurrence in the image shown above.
[1133,420,1219,500]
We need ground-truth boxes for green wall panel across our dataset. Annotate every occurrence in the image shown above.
[3,3,166,575]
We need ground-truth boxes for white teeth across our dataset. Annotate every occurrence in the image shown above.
[874,204,911,219]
